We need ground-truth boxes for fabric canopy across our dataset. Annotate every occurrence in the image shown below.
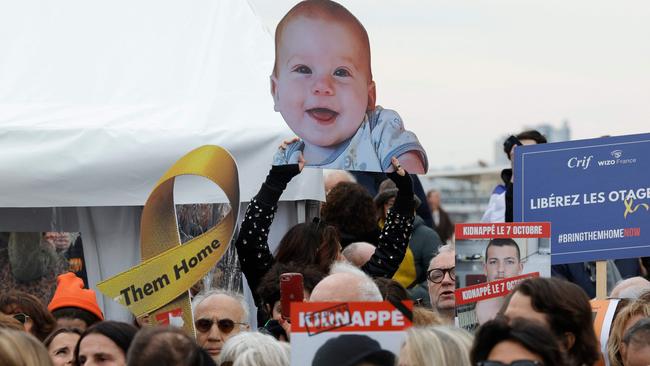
[0,0,324,207]
[0,0,323,323]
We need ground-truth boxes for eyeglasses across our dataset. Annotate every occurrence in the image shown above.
[427,267,455,283]
[194,318,246,334]
[12,313,30,324]
[477,361,544,366]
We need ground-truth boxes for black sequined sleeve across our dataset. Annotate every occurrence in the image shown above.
[234,187,279,305]
[362,172,416,278]
[234,164,300,304]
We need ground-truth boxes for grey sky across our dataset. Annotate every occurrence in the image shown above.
[249,0,650,169]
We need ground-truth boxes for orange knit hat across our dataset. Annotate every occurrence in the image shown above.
[48,272,104,321]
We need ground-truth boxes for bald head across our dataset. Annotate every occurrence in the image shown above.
[323,170,356,193]
[310,262,382,302]
[341,242,375,267]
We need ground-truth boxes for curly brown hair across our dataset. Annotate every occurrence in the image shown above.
[0,290,56,341]
[275,222,340,274]
[321,182,377,242]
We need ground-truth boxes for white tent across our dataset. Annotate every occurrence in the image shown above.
[0,0,324,322]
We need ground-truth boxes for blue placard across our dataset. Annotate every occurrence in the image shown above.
[514,133,650,264]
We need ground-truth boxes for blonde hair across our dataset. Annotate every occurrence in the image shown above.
[0,328,53,366]
[607,299,650,366]
[412,306,443,327]
[0,314,23,331]
[401,326,473,366]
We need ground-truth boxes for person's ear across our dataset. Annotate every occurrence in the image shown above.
[366,81,376,111]
[270,75,280,112]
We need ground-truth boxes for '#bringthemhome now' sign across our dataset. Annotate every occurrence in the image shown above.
[514,133,650,265]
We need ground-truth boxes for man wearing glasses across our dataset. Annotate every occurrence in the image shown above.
[426,245,456,324]
[192,290,250,362]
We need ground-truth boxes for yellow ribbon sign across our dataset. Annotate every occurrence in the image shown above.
[624,198,650,219]
[97,146,239,324]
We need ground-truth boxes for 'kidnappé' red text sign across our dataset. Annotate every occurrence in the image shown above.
[290,301,412,366]
[455,272,539,306]
[456,222,551,240]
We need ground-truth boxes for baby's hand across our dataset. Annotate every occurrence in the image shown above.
[273,137,305,171]
[279,137,300,150]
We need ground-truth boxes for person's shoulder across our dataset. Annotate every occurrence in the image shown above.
[368,106,428,172]
[368,106,404,130]
[491,184,507,195]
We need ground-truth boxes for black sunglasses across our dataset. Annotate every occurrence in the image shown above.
[427,267,456,283]
[477,361,544,366]
[194,318,246,334]
[12,313,30,324]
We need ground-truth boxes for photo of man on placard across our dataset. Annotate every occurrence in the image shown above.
[455,232,550,332]
[475,238,525,325]
[484,238,524,283]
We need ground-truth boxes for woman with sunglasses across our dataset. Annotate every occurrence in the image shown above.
[471,318,569,366]
[234,148,416,308]
[74,321,137,366]
[0,289,57,341]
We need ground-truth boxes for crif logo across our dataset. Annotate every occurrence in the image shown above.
[567,155,593,169]
[611,150,623,159]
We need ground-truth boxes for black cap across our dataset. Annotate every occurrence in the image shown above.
[311,334,395,366]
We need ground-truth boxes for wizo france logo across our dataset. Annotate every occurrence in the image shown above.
[596,149,637,167]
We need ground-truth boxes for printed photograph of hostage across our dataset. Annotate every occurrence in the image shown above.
[270,0,428,174]
[455,233,550,332]
[475,239,524,324]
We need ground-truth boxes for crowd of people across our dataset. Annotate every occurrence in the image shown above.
[2,144,650,365]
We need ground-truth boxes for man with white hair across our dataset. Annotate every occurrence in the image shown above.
[192,289,250,362]
[310,262,383,302]
[427,245,456,324]
[610,276,650,298]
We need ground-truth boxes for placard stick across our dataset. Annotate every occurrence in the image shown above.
[596,261,607,299]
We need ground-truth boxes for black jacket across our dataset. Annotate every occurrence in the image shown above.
[234,168,416,306]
